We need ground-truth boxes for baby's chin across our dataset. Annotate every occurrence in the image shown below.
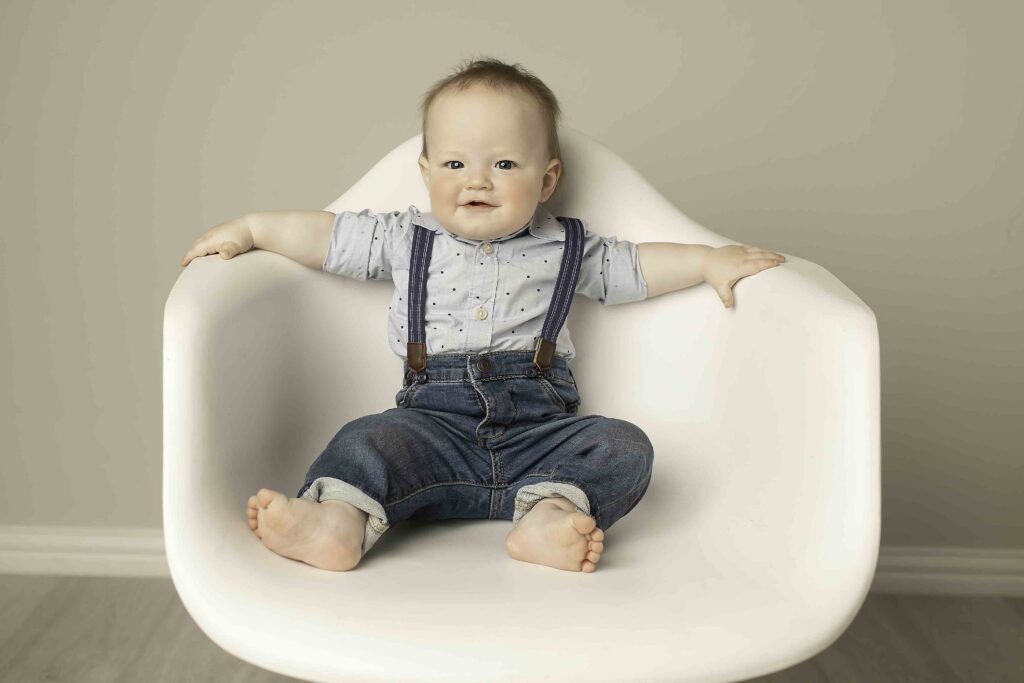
[450,219,528,242]
[447,209,526,240]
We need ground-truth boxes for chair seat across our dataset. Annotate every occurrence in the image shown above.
[164,128,879,682]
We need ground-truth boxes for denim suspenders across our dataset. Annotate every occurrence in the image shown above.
[405,216,586,374]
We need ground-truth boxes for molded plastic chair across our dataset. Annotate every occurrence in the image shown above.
[164,127,880,683]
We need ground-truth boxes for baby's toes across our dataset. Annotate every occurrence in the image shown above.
[589,540,603,553]
[256,487,287,509]
[247,495,261,534]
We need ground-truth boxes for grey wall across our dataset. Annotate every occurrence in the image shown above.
[1,1,1020,549]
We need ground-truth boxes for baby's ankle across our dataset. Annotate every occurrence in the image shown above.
[534,495,577,513]
[321,499,366,517]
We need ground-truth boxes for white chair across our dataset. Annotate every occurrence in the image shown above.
[164,127,879,683]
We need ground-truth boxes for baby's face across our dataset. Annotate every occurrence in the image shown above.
[418,85,561,241]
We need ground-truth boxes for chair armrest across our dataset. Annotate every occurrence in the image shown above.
[162,252,396,647]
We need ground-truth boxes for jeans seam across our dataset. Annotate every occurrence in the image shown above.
[536,377,568,413]
[398,381,424,408]
[471,373,494,447]
[492,445,506,485]
[416,372,571,383]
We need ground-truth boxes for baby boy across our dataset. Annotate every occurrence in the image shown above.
[180,57,785,574]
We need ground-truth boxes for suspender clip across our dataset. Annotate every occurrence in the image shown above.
[533,338,556,372]
[407,342,427,373]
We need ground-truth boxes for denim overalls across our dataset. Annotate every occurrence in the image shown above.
[297,216,654,556]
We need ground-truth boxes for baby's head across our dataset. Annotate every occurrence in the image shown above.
[417,57,563,242]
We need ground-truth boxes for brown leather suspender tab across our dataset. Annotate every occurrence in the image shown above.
[533,338,556,372]
[407,342,427,372]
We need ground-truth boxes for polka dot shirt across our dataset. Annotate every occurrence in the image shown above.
[321,203,648,362]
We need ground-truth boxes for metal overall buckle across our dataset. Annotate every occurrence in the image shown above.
[404,368,427,386]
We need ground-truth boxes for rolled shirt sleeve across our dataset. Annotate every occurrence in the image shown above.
[575,225,648,305]
[322,208,404,281]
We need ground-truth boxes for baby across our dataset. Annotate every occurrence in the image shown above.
[180,57,785,574]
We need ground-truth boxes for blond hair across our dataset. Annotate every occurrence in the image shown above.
[418,56,563,169]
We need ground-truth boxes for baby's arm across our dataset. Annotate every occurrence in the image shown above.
[180,210,335,270]
[637,243,712,298]
[638,242,785,308]
[247,211,336,270]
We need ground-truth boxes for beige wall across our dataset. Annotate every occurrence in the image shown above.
[1,1,1020,549]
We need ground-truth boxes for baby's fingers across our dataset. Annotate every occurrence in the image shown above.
[216,241,242,259]
[741,244,786,263]
[752,257,784,274]
[180,244,210,267]
[180,240,240,267]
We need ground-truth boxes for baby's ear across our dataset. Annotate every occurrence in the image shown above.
[418,156,430,183]
[539,158,562,202]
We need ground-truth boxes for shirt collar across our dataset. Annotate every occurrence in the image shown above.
[410,203,567,244]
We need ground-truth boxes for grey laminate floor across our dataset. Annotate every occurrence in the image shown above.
[0,575,1021,682]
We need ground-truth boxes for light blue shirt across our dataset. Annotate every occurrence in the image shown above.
[322,203,648,362]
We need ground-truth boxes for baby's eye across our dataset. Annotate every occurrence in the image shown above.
[442,160,517,170]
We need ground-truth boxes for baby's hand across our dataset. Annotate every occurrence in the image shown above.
[180,216,255,267]
[702,244,786,308]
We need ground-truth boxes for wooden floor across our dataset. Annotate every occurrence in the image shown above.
[0,575,1021,682]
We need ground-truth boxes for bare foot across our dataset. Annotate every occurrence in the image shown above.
[246,488,368,571]
[505,496,605,572]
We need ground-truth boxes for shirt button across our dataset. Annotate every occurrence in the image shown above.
[475,306,488,320]
[481,242,493,254]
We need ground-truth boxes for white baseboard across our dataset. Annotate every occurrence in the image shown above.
[873,546,1024,596]
[0,525,1022,595]
[0,526,169,578]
